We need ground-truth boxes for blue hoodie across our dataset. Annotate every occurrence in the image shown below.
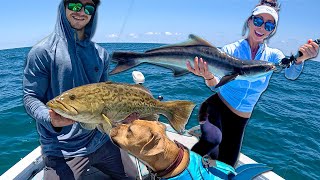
[23,1,109,157]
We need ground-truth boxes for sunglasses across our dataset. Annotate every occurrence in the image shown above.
[65,0,96,15]
[260,0,277,7]
[252,16,276,32]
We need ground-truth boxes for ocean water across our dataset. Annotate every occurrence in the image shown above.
[0,43,319,179]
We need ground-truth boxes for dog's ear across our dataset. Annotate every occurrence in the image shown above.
[140,132,164,156]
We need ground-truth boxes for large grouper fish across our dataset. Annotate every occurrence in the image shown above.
[110,34,276,88]
[46,82,195,134]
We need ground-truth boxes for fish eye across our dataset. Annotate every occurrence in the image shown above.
[69,94,76,100]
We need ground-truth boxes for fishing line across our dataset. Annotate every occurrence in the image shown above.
[116,0,135,42]
[113,2,147,179]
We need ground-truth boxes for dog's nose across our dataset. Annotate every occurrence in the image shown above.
[109,128,118,137]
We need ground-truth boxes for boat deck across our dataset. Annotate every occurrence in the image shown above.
[1,124,284,180]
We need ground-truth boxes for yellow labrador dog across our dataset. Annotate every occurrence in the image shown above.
[110,120,272,180]
[110,120,189,179]
[110,120,272,179]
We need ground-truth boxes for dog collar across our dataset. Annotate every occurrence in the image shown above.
[148,140,185,178]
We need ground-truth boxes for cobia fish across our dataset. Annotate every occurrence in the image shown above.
[46,82,195,134]
[110,34,276,88]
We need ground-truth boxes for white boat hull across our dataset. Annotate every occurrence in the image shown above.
[1,123,284,180]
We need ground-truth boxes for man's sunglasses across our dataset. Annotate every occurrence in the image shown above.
[252,16,276,32]
[65,0,96,15]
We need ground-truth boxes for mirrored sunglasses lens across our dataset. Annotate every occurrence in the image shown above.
[68,3,83,12]
[253,17,264,27]
[265,22,275,31]
[84,5,95,15]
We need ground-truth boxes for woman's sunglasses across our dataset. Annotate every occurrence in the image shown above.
[252,16,276,32]
[260,0,277,7]
[65,0,96,15]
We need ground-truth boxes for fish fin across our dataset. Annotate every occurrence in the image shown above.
[171,67,190,76]
[161,101,195,134]
[188,34,215,47]
[79,123,97,130]
[164,65,189,76]
[145,34,214,53]
[215,74,239,88]
[129,84,153,95]
[102,114,112,127]
[149,63,190,76]
[109,52,142,75]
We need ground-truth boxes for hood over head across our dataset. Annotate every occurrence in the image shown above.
[55,0,98,45]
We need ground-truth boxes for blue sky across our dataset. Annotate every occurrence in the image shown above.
[1,0,319,60]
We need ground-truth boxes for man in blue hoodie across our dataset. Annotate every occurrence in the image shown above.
[23,0,137,179]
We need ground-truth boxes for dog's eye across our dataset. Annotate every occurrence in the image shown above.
[127,126,134,135]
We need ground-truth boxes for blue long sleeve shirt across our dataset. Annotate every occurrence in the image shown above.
[23,2,109,157]
[215,39,303,113]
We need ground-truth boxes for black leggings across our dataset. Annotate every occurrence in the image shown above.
[191,94,249,167]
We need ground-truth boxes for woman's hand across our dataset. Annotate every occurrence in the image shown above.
[296,39,319,64]
[49,109,75,127]
[186,57,219,86]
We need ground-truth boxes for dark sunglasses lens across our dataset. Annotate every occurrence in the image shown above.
[265,22,275,31]
[68,3,83,12]
[253,16,264,27]
[261,0,276,7]
[84,5,95,15]
[266,2,276,7]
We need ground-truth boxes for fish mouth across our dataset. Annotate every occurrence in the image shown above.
[47,99,78,116]
[271,64,277,71]
[267,65,276,72]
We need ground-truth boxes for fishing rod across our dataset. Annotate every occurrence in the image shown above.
[278,38,320,69]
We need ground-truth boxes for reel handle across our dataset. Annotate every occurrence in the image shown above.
[297,38,320,57]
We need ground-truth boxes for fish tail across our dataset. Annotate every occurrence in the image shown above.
[161,101,195,134]
[110,52,142,74]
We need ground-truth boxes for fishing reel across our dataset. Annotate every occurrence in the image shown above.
[277,38,320,71]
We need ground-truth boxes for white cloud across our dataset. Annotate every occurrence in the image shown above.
[129,33,138,38]
[144,32,182,36]
[145,32,154,35]
[145,32,161,35]
[107,34,118,38]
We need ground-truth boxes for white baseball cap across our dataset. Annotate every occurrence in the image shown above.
[252,5,278,25]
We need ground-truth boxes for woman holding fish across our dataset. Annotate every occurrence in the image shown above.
[188,0,319,167]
